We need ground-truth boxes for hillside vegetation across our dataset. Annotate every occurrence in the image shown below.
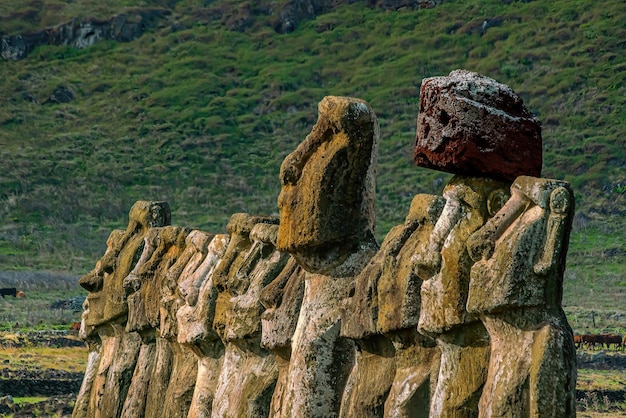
[0,0,624,314]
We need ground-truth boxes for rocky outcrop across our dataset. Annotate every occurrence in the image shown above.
[1,9,170,61]
[74,73,575,418]
[1,2,447,60]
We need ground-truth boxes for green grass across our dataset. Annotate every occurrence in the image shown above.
[0,0,624,316]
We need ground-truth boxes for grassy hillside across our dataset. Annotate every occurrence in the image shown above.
[0,0,624,314]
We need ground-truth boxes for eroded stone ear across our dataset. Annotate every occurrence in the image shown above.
[549,186,571,214]
[487,189,510,217]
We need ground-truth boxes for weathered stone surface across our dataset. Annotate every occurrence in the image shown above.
[120,339,156,418]
[416,176,509,417]
[124,226,190,333]
[73,81,576,418]
[98,326,142,418]
[259,257,306,417]
[72,318,101,418]
[211,216,286,417]
[339,193,444,417]
[79,201,171,327]
[276,96,380,417]
[177,233,229,418]
[467,176,576,417]
[414,69,542,181]
[277,95,379,277]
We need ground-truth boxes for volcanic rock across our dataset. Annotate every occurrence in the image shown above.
[414,69,542,181]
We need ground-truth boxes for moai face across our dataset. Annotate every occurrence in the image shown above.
[212,214,283,343]
[416,176,509,335]
[466,177,574,313]
[276,96,379,276]
[100,201,171,326]
[79,229,125,328]
[160,230,212,340]
[123,225,188,334]
[176,231,215,309]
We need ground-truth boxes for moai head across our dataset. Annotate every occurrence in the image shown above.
[411,70,543,336]
[416,176,510,335]
[172,231,215,311]
[79,229,125,328]
[100,201,171,326]
[212,214,286,343]
[177,234,230,355]
[123,225,189,335]
[259,257,305,355]
[277,96,380,276]
[160,230,214,340]
[466,176,574,314]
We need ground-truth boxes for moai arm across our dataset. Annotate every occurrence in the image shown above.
[534,186,571,275]
[414,186,463,279]
[123,230,159,296]
[466,190,525,262]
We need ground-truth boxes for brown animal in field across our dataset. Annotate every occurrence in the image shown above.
[16,291,25,298]
[573,335,583,349]
[581,334,602,350]
[604,333,622,350]
[70,322,81,331]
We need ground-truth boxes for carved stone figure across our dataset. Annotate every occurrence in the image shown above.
[415,176,507,418]
[72,298,101,418]
[177,233,230,418]
[340,193,445,417]
[80,201,172,327]
[211,214,286,417]
[466,176,577,417]
[259,257,305,417]
[121,225,191,418]
[276,96,380,417]
[72,72,577,418]
[74,201,170,418]
[411,70,547,418]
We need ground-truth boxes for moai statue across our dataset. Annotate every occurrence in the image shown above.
[121,225,192,418]
[177,233,230,418]
[74,201,171,418]
[211,213,288,417]
[160,230,205,418]
[340,193,445,417]
[72,298,102,418]
[412,70,542,418]
[259,257,305,417]
[276,96,380,417]
[73,230,122,418]
[416,176,508,418]
[466,176,576,417]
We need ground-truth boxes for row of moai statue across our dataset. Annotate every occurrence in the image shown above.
[73,70,577,418]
